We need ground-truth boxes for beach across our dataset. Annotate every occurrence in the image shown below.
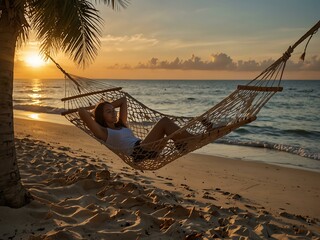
[0,117,319,239]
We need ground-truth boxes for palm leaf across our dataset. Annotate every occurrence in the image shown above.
[94,0,130,10]
[29,0,104,68]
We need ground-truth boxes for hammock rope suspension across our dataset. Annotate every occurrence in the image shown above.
[54,21,319,170]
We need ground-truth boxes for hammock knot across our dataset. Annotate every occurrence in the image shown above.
[282,46,293,61]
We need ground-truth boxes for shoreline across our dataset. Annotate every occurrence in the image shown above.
[0,117,318,239]
[14,109,320,173]
[13,117,320,218]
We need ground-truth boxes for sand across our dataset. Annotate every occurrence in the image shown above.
[0,117,319,239]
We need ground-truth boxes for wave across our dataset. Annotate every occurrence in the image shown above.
[237,124,320,139]
[13,105,65,114]
[283,129,320,138]
[186,97,196,101]
[14,88,62,94]
[234,128,251,134]
[297,89,314,93]
[216,138,320,160]
[13,97,55,103]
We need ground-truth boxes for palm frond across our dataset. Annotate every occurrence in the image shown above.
[29,0,103,68]
[93,0,130,10]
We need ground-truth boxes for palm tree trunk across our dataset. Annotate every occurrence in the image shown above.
[0,10,32,207]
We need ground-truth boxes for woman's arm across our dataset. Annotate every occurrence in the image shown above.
[78,108,107,141]
[111,96,128,126]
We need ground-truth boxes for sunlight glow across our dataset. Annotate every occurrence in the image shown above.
[25,54,46,68]
[28,113,40,120]
[29,93,41,105]
[29,80,42,105]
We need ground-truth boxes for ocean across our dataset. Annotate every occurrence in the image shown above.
[13,79,320,172]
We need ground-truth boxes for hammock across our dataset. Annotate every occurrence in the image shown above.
[52,21,319,171]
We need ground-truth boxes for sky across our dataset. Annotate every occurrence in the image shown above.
[14,0,320,80]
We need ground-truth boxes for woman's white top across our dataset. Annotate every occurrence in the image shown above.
[105,127,140,155]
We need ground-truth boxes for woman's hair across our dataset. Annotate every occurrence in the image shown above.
[93,101,126,128]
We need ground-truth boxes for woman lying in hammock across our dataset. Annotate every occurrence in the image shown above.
[79,97,193,162]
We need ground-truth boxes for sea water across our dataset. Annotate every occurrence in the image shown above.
[13,79,320,172]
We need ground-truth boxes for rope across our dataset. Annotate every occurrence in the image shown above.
[50,21,319,170]
[282,46,293,61]
[300,33,315,61]
[46,54,82,92]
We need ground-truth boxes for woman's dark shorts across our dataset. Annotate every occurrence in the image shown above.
[131,140,158,162]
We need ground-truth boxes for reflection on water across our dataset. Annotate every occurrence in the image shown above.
[28,79,42,105]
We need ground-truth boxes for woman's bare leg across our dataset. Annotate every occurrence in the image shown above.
[141,117,192,145]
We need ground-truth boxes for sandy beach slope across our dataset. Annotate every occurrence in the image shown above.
[0,118,319,239]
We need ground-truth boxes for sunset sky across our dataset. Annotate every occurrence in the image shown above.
[14,0,320,80]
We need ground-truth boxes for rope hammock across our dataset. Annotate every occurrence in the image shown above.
[51,21,319,171]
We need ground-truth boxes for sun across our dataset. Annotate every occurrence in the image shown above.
[25,54,46,68]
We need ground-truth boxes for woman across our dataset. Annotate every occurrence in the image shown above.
[78,97,193,162]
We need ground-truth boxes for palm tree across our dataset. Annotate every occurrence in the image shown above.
[0,0,129,208]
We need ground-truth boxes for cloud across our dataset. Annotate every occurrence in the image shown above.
[107,53,320,72]
[107,63,132,69]
[137,53,236,70]
[287,55,320,71]
[101,34,159,52]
